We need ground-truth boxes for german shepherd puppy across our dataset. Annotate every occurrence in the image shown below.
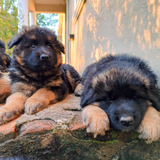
[0,40,11,102]
[0,26,80,125]
[0,40,11,72]
[75,54,160,143]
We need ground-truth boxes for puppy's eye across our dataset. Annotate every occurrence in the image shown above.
[109,95,115,101]
[47,44,52,50]
[30,44,36,49]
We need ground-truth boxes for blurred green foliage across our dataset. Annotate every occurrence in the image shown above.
[0,0,18,55]
[37,13,58,27]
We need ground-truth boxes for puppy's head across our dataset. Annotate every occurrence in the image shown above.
[104,85,151,132]
[103,98,148,132]
[0,40,11,72]
[8,26,65,72]
[81,84,151,132]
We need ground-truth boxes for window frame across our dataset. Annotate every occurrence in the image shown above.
[73,0,86,23]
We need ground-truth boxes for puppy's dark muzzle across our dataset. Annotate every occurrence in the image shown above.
[120,116,133,127]
[40,54,49,61]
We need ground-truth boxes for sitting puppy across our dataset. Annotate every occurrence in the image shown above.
[0,26,80,125]
[75,54,160,143]
[0,40,11,72]
[0,40,11,102]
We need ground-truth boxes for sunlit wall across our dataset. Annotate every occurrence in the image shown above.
[67,0,160,85]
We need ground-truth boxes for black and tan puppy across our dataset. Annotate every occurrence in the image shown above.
[0,40,11,102]
[75,54,160,143]
[0,26,80,125]
[0,40,11,72]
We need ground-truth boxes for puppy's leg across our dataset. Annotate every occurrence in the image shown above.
[25,88,57,115]
[61,64,81,93]
[0,74,11,102]
[137,106,160,143]
[74,83,84,96]
[82,104,110,138]
[0,92,27,125]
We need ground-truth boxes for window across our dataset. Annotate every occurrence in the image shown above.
[73,0,86,23]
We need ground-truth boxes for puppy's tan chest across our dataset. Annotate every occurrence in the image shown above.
[11,82,36,97]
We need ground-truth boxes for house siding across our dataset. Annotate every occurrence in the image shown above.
[67,0,160,85]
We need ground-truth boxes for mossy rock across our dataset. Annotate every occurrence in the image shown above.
[0,129,160,160]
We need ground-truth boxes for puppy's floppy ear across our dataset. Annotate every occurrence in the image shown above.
[80,87,106,107]
[8,34,23,49]
[147,88,160,111]
[56,41,65,54]
[0,40,5,49]
[80,89,97,107]
[8,26,28,49]
[5,54,12,67]
[0,40,5,53]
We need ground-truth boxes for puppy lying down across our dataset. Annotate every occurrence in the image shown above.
[75,54,160,143]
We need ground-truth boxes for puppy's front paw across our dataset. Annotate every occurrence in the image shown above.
[82,104,110,138]
[137,107,160,143]
[25,98,46,115]
[0,107,20,125]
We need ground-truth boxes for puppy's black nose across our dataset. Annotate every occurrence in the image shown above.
[40,54,49,60]
[120,116,133,126]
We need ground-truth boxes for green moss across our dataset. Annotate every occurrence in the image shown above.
[51,128,56,133]
[130,132,139,139]
[0,128,160,160]
[105,139,119,144]
[111,131,118,138]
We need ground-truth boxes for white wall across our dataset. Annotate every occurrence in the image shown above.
[18,0,29,28]
[67,0,160,85]
[29,12,37,26]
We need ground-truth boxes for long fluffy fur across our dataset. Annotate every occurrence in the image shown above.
[75,54,160,142]
[0,26,80,125]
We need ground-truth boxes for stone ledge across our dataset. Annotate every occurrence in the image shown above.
[0,119,17,143]
[19,120,56,136]
[0,129,160,160]
[0,94,160,160]
[0,94,81,138]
